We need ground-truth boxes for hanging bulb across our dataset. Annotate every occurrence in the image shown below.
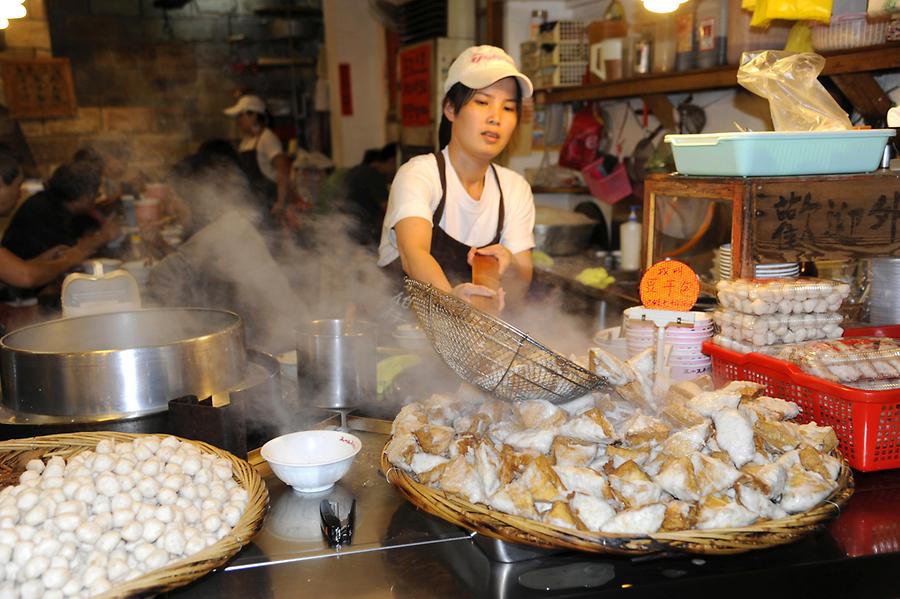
[0,0,26,20]
[0,18,8,30]
[642,0,686,12]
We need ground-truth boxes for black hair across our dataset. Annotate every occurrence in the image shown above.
[437,80,523,149]
[378,142,398,162]
[73,146,104,167]
[361,149,380,165]
[47,161,102,204]
[194,138,241,169]
[246,110,270,129]
[0,146,21,186]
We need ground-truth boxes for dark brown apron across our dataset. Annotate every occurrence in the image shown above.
[426,151,505,286]
[238,133,278,211]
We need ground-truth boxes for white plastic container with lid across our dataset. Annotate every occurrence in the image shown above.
[619,206,642,272]
[61,261,142,319]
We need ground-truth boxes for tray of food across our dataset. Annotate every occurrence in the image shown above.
[0,432,268,597]
[716,278,850,316]
[381,374,853,555]
[712,309,844,347]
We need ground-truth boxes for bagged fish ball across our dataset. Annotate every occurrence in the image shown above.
[54,513,80,533]
[144,548,168,570]
[22,554,50,580]
[162,529,186,556]
[141,518,165,544]
[18,580,43,599]
[164,462,183,476]
[24,460,44,474]
[158,487,178,506]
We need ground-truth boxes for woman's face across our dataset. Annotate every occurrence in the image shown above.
[0,173,23,217]
[237,111,258,135]
[445,77,519,162]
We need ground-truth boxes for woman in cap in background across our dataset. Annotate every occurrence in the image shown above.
[377,46,535,308]
[0,148,92,290]
[224,94,296,218]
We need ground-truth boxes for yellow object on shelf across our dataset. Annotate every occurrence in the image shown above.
[532,250,555,268]
[575,267,616,289]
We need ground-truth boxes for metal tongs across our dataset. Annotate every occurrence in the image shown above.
[320,498,356,547]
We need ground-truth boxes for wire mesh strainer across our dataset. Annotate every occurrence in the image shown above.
[405,279,611,404]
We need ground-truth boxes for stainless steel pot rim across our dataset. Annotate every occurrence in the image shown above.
[0,404,164,426]
[0,307,243,355]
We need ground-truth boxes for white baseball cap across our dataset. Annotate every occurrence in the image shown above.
[443,45,533,99]
[223,95,266,116]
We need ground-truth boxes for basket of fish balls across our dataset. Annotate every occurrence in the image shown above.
[0,431,268,598]
[381,357,854,556]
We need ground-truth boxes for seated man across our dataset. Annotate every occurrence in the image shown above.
[2,160,119,261]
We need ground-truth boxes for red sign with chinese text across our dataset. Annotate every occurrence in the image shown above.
[339,63,353,116]
[399,44,432,127]
[639,260,699,312]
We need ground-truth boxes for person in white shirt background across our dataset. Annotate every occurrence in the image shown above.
[377,45,536,310]
[224,94,295,219]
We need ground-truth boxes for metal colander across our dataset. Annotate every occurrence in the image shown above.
[405,279,611,404]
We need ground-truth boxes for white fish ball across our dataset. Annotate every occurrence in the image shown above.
[203,514,221,533]
[23,505,47,527]
[133,444,153,461]
[16,489,39,512]
[116,474,135,493]
[185,534,206,555]
[222,504,242,528]
[133,541,155,563]
[12,540,34,566]
[32,537,60,559]
[76,522,102,546]
[162,529,186,556]
[24,459,44,473]
[137,477,159,499]
[140,458,161,478]
[154,505,174,524]
[74,484,97,504]
[178,484,197,500]
[209,483,228,502]
[107,557,129,582]
[61,577,82,597]
[96,530,121,554]
[144,549,168,571]
[141,518,164,543]
[112,509,133,529]
[157,488,177,506]
[92,454,115,474]
[95,440,115,455]
[82,564,106,588]
[23,554,50,580]
[19,580,44,599]
[181,456,202,476]
[58,543,76,562]
[95,473,120,497]
[156,446,175,463]
[41,567,68,590]
[121,521,143,543]
[162,474,184,491]
[168,451,186,466]
[88,578,111,596]
[163,462,183,476]
[110,492,133,512]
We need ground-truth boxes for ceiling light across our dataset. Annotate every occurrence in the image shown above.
[642,0,687,13]
[0,19,8,30]
[0,0,25,20]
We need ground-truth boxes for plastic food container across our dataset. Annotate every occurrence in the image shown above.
[772,337,900,383]
[665,129,896,176]
[712,309,844,346]
[704,325,900,471]
[811,14,887,51]
[716,278,851,316]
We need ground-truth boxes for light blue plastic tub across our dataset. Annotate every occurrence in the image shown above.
[665,129,895,177]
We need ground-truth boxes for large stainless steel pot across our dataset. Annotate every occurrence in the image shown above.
[533,205,598,256]
[0,308,246,418]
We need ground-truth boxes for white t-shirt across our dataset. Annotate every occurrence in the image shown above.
[377,147,535,267]
[239,128,283,183]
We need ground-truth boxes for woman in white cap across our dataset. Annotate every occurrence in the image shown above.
[377,45,535,308]
[224,94,294,217]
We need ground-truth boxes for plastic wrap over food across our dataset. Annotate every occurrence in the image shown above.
[774,338,900,384]
[716,278,851,315]
[712,309,843,347]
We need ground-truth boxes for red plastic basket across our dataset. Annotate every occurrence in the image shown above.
[703,325,900,472]
[580,160,632,205]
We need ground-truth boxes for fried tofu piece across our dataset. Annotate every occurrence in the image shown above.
[552,465,611,499]
[696,494,758,529]
[616,381,655,413]
[419,462,448,485]
[450,432,481,459]
[713,408,756,468]
[622,411,670,447]
[488,481,538,520]
[661,399,708,429]
[798,445,831,480]
[780,465,838,514]
[660,422,710,458]
[690,390,742,417]
[655,456,700,502]
[516,399,567,429]
[691,452,742,497]
[795,422,839,454]
[721,380,766,400]
[474,441,502,497]
[559,408,617,444]
[569,492,617,531]
[410,452,450,475]
[665,380,706,403]
[589,348,635,386]
[422,394,467,427]
[754,420,801,453]
[741,397,801,422]
[660,500,697,531]
[392,403,427,436]
[439,456,484,504]
[609,460,664,508]
[741,461,787,499]
[498,445,534,485]
[551,436,598,467]
[607,445,651,469]
[413,425,455,455]
[557,394,597,417]
[600,503,667,534]
[522,456,568,502]
[736,482,787,520]
[543,500,586,531]
[384,433,418,472]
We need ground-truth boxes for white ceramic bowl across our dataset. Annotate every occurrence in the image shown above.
[261,430,362,493]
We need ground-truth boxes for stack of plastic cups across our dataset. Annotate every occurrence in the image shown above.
[665,313,714,382]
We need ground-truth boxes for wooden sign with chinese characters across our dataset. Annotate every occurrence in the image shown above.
[752,173,900,262]
[639,260,699,311]
[1,58,77,119]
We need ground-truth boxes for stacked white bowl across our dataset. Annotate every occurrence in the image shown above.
[623,308,713,380]
[718,243,800,280]
[870,257,900,324]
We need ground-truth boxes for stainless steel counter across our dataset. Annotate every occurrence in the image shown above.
[164,418,900,599]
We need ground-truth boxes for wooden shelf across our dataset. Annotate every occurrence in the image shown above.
[531,186,590,194]
[535,44,900,104]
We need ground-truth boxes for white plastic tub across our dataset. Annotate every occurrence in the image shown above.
[665,129,895,177]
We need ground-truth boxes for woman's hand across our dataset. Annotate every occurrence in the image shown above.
[451,283,506,312]
[468,244,513,276]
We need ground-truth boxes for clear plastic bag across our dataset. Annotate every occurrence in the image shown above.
[716,277,851,315]
[737,51,853,131]
[774,337,900,383]
[712,309,843,346]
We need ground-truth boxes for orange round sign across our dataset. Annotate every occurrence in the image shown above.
[639,259,699,311]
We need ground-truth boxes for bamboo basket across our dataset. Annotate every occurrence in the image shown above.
[381,448,854,555]
[0,432,269,598]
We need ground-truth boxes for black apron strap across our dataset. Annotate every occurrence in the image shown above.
[432,151,448,226]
